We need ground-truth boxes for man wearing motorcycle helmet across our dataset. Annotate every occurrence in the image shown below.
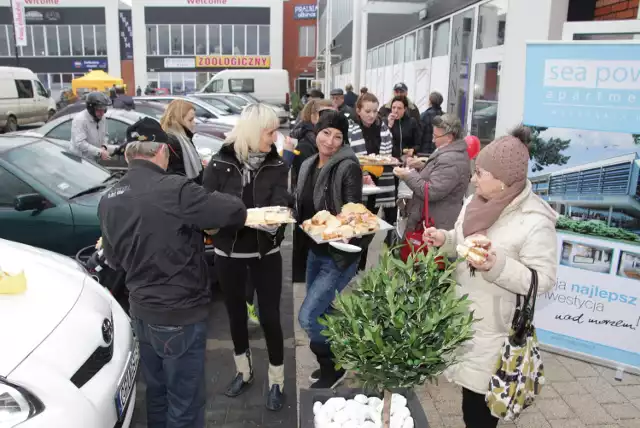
[70,91,117,160]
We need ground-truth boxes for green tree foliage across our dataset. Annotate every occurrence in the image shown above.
[528,126,571,173]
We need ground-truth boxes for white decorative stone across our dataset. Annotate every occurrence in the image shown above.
[313,401,323,416]
[325,397,347,411]
[333,408,351,424]
[391,393,407,408]
[402,416,414,428]
[394,405,410,420]
[367,397,382,408]
[354,394,369,404]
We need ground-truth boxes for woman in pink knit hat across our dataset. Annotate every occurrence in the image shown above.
[424,126,559,428]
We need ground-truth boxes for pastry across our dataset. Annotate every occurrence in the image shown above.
[312,210,332,225]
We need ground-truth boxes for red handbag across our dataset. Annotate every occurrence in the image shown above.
[399,183,444,268]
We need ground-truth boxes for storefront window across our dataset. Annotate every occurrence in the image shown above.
[416,26,430,60]
[221,25,233,55]
[170,25,181,55]
[385,42,393,66]
[70,25,82,55]
[471,62,500,145]
[246,25,258,55]
[7,24,14,56]
[183,24,194,55]
[95,25,106,55]
[83,25,95,56]
[196,72,210,90]
[159,72,171,92]
[0,26,8,57]
[21,27,33,56]
[208,24,220,54]
[433,20,450,57]
[59,26,70,55]
[45,26,58,56]
[158,25,170,55]
[184,72,196,93]
[393,38,403,65]
[147,25,157,55]
[259,25,270,55]
[31,26,45,56]
[195,25,206,55]
[404,33,415,63]
[477,0,507,49]
[234,25,245,55]
[448,10,474,128]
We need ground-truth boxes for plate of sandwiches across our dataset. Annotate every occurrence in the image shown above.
[245,206,296,227]
[356,154,401,166]
[301,203,393,243]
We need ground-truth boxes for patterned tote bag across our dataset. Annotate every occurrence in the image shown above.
[485,268,545,421]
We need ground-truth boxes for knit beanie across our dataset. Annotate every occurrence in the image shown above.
[475,126,531,186]
[314,109,350,145]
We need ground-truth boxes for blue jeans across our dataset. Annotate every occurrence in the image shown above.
[132,319,207,428]
[298,250,359,344]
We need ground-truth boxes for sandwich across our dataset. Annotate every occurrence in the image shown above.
[246,209,266,225]
[311,210,332,225]
[341,203,369,214]
[456,236,491,263]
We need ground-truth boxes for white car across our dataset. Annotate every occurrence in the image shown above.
[134,95,239,127]
[190,92,289,126]
[0,238,138,428]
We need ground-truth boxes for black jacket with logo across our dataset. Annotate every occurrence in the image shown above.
[202,144,292,256]
[98,160,247,325]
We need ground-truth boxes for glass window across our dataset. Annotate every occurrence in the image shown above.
[184,72,196,93]
[234,25,245,55]
[229,79,254,92]
[195,25,206,55]
[298,26,315,57]
[393,38,403,64]
[366,51,372,69]
[183,24,194,55]
[159,72,171,92]
[246,25,257,55]
[21,28,33,56]
[62,73,73,85]
[259,25,270,55]
[433,20,450,56]
[51,74,62,96]
[377,47,384,67]
[221,25,233,55]
[208,24,220,54]
[477,0,507,49]
[15,80,33,98]
[0,167,34,207]
[8,24,15,56]
[172,72,184,95]
[37,74,48,88]
[105,119,130,145]
[170,25,181,55]
[70,26,82,55]
[417,26,431,60]
[95,25,107,55]
[32,26,45,56]
[59,26,69,56]
[404,33,415,62]
[44,26,58,56]
[2,141,110,199]
[385,42,393,66]
[471,62,500,145]
[158,25,170,55]
[147,25,157,55]
[34,80,48,97]
[0,25,9,56]
[46,119,73,140]
[83,25,95,56]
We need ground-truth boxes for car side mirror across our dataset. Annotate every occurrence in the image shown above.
[14,193,47,212]
[46,89,51,97]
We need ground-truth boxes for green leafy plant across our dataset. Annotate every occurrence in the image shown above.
[290,92,303,118]
[556,216,639,242]
[320,247,476,427]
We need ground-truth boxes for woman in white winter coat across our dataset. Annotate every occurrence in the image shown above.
[424,126,558,428]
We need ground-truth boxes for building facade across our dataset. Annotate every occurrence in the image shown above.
[283,0,317,95]
[0,0,120,99]
[131,0,284,94]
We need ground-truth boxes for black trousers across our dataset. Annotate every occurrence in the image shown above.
[292,227,311,282]
[215,252,284,366]
[462,388,499,428]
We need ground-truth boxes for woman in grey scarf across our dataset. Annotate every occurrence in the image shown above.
[160,99,204,184]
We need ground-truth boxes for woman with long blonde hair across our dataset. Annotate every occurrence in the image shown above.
[202,104,290,411]
[160,99,203,183]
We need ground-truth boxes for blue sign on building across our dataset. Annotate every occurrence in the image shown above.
[73,59,108,71]
[119,10,134,61]
[294,4,317,20]
[524,42,640,135]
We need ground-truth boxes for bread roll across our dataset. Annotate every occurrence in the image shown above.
[312,210,332,225]
[341,203,369,214]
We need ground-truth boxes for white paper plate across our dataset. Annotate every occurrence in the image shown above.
[329,242,362,253]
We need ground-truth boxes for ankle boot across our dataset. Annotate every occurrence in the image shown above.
[309,342,346,389]
[265,364,285,411]
[225,349,254,397]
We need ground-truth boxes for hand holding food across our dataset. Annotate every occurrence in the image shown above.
[406,157,426,171]
[393,166,412,179]
[456,235,493,266]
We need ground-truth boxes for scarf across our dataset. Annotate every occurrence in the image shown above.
[359,119,382,154]
[239,151,268,186]
[462,179,526,237]
[168,127,202,180]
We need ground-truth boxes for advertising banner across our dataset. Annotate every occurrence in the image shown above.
[195,55,270,68]
[524,42,640,372]
[119,10,133,61]
[12,0,27,47]
[294,4,317,20]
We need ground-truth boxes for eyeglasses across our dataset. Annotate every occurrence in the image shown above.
[433,132,450,139]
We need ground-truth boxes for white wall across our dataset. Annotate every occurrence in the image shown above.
[131,0,284,90]
[0,0,121,77]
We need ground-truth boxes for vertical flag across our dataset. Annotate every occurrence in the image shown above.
[11,0,27,47]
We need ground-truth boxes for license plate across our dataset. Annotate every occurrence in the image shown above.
[115,341,140,420]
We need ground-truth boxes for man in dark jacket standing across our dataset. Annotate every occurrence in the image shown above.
[330,88,355,119]
[343,84,357,108]
[98,119,247,428]
[378,82,421,124]
[419,91,444,155]
[112,86,136,110]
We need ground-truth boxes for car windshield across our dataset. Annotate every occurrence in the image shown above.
[242,93,260,103]
[226,96,248,108]
[200,98,234,113]
[2,140,111,199]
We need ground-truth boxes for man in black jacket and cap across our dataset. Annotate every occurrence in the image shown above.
[330,88,355,119]
[98,117,247,428]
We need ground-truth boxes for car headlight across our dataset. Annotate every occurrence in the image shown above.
[0,379,44,427]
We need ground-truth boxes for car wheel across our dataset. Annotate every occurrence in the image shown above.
[47,109,56,122]
[4,115,17,133]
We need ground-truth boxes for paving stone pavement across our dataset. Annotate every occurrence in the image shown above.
[131,239,298,427]
[294,233,640,428]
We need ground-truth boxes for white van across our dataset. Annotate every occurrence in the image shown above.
[199,69,290,107]
[0,67,56,132]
